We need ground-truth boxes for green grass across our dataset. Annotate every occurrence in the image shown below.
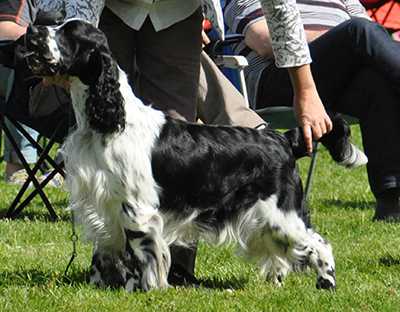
[0,126,400,312]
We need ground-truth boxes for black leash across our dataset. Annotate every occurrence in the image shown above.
[64,210,78,276]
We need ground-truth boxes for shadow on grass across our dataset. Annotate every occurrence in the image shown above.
[0,267,250,293]
[379,254,400,267]
[199,276,248,290]
[0,268,89,288]
[321,199,374,210]
[0,202,71,222]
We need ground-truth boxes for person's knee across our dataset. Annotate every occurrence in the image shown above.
[347,17,387,36]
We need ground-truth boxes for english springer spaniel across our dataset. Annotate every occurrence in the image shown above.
[24,19,336,291]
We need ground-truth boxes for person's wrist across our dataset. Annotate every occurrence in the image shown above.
[293,82,318,98]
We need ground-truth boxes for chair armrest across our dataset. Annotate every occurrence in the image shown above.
[214,55,248,69]
[204,34,250,106]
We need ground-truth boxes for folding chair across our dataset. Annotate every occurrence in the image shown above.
[0,40,71,221]
[208,34,359,200]
[361,0,400,31]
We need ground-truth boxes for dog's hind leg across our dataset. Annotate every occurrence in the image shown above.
[243,197,336,289]
[120,203,171,291]
[299,229,336,290]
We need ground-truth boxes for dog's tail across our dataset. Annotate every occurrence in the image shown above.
[283,127,309,160]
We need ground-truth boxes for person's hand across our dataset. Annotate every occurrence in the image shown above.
[293,87,332,154]
[202,30,210,48]
[287,64,332,154]
[42,75,70,90]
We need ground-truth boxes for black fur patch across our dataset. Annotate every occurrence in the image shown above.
[151,117,306,229]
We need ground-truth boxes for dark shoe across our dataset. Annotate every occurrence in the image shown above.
[373,189,400,222]
[168,262,200,287]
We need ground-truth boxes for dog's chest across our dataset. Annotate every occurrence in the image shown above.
[67,130,160,206]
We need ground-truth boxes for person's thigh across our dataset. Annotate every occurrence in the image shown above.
[257,22,368,109]
[136,8,203,122]
[198,52,265,128]
[257,22,370,111]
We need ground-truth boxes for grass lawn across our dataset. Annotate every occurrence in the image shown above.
[0,125,399,312]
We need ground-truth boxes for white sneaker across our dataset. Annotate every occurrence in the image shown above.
[337,143,368,169]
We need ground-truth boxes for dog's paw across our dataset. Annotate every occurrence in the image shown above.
[266,272,284,287]
[316,276,336,290]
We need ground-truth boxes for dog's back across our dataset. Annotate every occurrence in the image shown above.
[151,117,307,228]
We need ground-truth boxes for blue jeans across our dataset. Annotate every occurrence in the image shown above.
[3,118,38,165]
[257,18,400,196]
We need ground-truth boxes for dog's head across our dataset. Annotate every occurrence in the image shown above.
[25,19,125,135]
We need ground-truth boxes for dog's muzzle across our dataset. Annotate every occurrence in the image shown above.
[24,25,61,76]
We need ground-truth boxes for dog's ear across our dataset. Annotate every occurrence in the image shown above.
[76,48,103,86]
[84,49,126,135]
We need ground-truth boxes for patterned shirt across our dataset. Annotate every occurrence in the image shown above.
[224,0,369,107]
[36,0,103,25]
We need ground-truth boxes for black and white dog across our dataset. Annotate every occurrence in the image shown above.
[24,19,336,291]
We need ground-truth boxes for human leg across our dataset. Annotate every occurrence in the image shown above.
[256,65,366,168]
[98,8,137,88]
[134,9,204,280]
[197,52,266,128]
[307,18,400,98]
[4,118,39,181]
[0,27,38,182]
[135,9,203,122]
[335,68,400,220]
[99,8,202,282]
[257,18,400,109]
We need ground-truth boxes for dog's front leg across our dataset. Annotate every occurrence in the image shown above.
[120,203,171,291]
[90,243,138,289]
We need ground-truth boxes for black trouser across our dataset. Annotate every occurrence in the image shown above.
[257,17,400,196]
[98,7,202,122]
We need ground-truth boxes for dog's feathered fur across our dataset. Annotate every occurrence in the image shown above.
[25,19,336,291]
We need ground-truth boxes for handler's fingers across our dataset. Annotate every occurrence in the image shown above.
[325,117,333,132]
[311,123,323,141]
[319,121,327,136]
[302,124,313,154]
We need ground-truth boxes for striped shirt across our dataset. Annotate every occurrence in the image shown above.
[223,0,369,107]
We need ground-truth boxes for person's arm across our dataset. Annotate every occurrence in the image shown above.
[257,0,331,153]
[288,64,331,149]
[343,0,372,19]
[244,18,273,57]
[0,21,26,40]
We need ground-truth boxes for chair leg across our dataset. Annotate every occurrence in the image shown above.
[1,115,66,220]
[1,120,58,220]
[8,118,65,177]
[304,141,319,201]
